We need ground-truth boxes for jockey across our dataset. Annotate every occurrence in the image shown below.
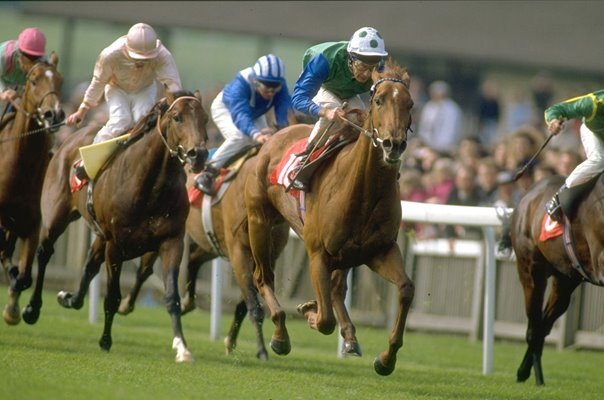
[0,27,47,105]
[289,26,388,191]
[544,89,604,222]
[66,22,182,180]
[194,54,291,195]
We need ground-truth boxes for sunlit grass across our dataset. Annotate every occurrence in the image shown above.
[1,287,603,400]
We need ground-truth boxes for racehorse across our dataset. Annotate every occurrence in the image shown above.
[511,174,604,385]
[244,60,415,375]
[1,55,65,325]
[22,90,209,362]
[117,156,290,360]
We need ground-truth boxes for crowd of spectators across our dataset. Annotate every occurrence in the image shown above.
[399,74,584,241]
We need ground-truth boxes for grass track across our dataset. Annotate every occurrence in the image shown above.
[1,287,603,400]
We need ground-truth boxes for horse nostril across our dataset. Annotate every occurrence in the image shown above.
[43,110,55,121]
[400,141,407,153]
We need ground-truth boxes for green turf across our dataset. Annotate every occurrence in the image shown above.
[1,287,603,400]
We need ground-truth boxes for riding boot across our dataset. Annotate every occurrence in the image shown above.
[74,165,89,181]
[289,143,314,191]
[545,184,566,222]
[194,165,219,195]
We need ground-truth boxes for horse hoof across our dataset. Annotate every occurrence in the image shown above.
[224,336,235,355]
[516,367,530,383]
[117,298,134,315]
[21,304,40,325]
[257,350,269,361]
[99,336,112,352]
[181,297,196,315]
[296,300,317,315]
[270,337,291,355]
[2,304,21,325]
[342,340,362,357]
[373,356,395,376]
[175,350,195,363]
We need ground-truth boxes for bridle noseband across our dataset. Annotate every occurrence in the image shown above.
[156,95,202,164]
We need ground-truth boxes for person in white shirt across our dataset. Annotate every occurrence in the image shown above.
[66,22,182,146]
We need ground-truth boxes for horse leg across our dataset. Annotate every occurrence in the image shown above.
[247,210,290,356]
[331,268,361,356]
[229,245,268,360]
[17,227,45,325]
[366,245,414,376]
[516,259,548,384]
[159,237,194,363]
[302,252,336,335]
[118,251,158,315]
[532,274,582,386]
[99,243,123,353]
[181,244,206,315]
[57,237,105,310]
[2,232,21,325]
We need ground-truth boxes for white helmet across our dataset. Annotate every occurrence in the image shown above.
[252,54,285,84]
[347,27,388,60]
[125,23,160,60]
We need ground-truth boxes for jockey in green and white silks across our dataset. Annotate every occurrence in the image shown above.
[545,90,604,221]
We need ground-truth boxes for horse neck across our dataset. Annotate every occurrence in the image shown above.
[342,132,398,202]
[130,127,182,190]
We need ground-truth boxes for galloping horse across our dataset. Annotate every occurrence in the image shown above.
[22,90,208,362]
[245,60,415,375]
[511,174,604,385]
[1,55,65,325]
[118,156,290,360]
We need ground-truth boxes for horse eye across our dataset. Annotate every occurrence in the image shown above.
[173,113,182,123]
[375,96,383,106]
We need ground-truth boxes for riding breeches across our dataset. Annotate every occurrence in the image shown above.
[208,92,268,169]
[93,83,158,144]
[565,123,604,187]
[308,88,366,146]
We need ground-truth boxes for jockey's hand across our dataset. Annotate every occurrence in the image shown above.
[320,106,346,122]
[547,118,564,136]
[254,133,271,144]
[66,107,88,127]
[0,89,18,103]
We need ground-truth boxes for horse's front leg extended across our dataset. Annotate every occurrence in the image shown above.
[367,245,414,376]
[20,229,48,325]
[160,238,194,363]
[118,251,158,315]
[304,252,336,335]
[58,236,105,310]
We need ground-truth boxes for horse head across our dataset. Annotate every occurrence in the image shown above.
[22,52,65,133]
[366,60,413,164]
[159,89,209,173]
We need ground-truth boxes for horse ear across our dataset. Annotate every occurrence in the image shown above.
[49,51,59,67]
[402,71,411,88]
[194,90,203,104]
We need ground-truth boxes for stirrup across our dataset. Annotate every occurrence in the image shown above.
[74,165,89,181]
[545,196,563,222]
[194,170,216,195]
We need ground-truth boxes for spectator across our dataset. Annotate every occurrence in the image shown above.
[476,78,501,150]
[456,136,485,170]
[476,157,500,206]
[503,87,535,134]
[555,149,582,178]
[444,164,483,239]
[417,80,463,155]
[424,157,455,204]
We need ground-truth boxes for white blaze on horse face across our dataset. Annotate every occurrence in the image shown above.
[45,70,54,80]
[393,88,400,100]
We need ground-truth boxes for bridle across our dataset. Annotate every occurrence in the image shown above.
[341,77,412,148]
[155,95,202,164]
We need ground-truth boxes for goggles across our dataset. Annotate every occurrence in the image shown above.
[352,58,380,73]
[257,80,282,92]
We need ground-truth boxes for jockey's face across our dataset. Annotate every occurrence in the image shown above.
[256,80,282,100]
[17,52,38,73]
[351,59,379,83]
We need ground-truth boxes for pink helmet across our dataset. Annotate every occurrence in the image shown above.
[125,23,160,60]
[18,27,46,57]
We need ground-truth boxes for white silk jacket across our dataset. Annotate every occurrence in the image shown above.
[81,36,182,108]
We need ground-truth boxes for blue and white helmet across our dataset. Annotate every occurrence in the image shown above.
[252,54,286,84]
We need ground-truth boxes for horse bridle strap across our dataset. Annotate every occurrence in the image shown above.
[156,95,201,161]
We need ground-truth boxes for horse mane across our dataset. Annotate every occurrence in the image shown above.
[127,90,197,142]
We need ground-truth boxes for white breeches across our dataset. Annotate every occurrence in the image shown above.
[93,83,158,144]
[308,87,366,144]
[565,124,604,187]
[209,91,268,169]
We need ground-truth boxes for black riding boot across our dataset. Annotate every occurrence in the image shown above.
[194,165,219,195]
[289,143,314,191]
[74,165,89,181]
[545,184,566,222]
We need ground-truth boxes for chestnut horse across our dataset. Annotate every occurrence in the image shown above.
[1,55,65,325]
[118,154,290,360]
[245,60,415,375]
[511,174,604,385]
[23,90,209,362]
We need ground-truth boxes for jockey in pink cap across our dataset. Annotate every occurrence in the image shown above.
[0,27,47,103]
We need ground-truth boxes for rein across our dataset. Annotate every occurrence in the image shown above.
[340,77,410,147]
[155,95,201,163]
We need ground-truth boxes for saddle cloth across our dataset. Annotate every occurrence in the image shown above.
[539,214,563,242]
